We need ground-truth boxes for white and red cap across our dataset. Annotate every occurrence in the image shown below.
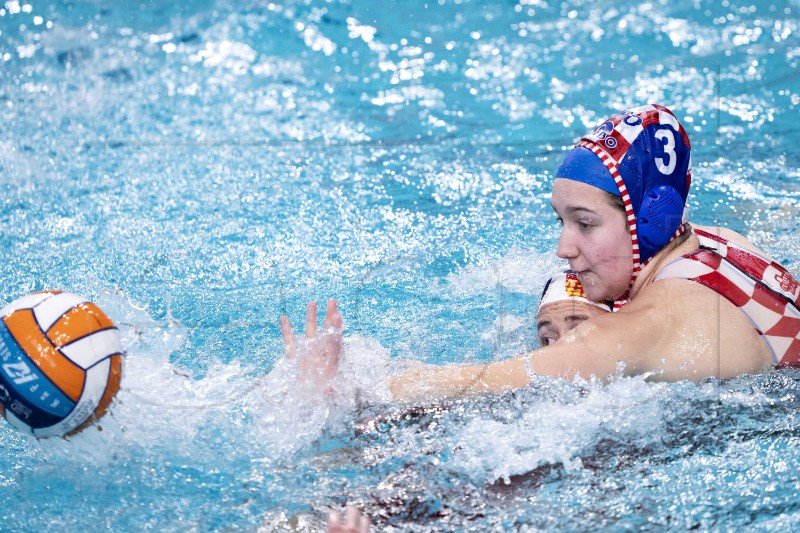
[539,270,613,313]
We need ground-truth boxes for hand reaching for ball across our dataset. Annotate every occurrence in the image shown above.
[280,300,343,397]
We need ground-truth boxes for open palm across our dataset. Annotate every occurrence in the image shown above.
[280,299,343,395]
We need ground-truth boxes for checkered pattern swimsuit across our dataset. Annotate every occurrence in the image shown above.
[655,228,800,367]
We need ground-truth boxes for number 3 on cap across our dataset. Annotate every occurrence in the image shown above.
[655,128,677,175]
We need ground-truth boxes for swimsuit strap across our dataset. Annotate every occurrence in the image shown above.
[656,228,800,367]
[693,228,800,307]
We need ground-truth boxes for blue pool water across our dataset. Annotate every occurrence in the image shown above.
[2,0,800,530]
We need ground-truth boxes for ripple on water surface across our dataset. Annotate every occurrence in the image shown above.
[0,0,799,530]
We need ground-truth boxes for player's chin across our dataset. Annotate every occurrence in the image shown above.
[579,273,618,302]
[583,286,607,302]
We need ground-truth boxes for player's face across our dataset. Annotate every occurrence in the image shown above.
[551,178,632,302]
[537,300,608,347]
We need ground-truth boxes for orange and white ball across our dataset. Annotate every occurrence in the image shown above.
[0,291,123,438]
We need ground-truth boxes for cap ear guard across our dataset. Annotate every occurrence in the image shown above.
[637,185,685,254]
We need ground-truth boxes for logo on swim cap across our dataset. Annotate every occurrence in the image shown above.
[564,272,588,298]
[621,112,643,127]
[592,120,614,140]
[539,270,613,313]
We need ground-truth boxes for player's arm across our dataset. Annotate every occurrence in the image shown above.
[388,303,668,403]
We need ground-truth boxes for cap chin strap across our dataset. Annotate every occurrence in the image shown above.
[577,141,688,310]
[578,141,640,295]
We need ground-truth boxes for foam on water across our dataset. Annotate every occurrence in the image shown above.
[343,371,800,530]
[2,0,800,530]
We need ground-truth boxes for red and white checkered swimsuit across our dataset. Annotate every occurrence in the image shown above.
[655,228,800,368]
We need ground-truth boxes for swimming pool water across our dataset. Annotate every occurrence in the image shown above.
[1,0,799,530]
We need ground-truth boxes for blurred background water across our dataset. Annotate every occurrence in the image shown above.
[1,0,799,530]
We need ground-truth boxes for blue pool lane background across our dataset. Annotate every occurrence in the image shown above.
[1,0,800,530]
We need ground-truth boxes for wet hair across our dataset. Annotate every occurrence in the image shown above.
[674,223,692,245]
[605,191,625,212]
[604,191,629,232]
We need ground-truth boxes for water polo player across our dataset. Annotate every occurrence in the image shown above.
[537,270,611,347]
[282,104,800,402]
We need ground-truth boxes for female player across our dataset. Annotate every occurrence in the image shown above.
[536,269,611,347]
[281,104,800,403]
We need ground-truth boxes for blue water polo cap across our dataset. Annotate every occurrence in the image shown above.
[556,104,692,265]
[556,146,619,197]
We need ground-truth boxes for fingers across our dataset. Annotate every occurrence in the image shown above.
[346,505,370,533]
[284,300,340,358]
[323,299,342,331]
[327,510,341,529]
[330,311,342,332]
[280,315,296,359]
[305,301,317,338]
[344,506,360,528]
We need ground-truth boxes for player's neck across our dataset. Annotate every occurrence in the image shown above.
[629,224,698,299]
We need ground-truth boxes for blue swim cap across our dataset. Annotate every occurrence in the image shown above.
[556,146,619,197]
[556,104,692,266]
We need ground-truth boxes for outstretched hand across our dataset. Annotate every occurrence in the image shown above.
[280,300,343,395]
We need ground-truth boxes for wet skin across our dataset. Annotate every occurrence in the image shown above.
[551,178,632,302]
[537,300,609,347]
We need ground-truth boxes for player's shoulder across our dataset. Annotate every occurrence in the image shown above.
[622,276,722,336]
[643,275,770,349]
[692,224,775,261]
